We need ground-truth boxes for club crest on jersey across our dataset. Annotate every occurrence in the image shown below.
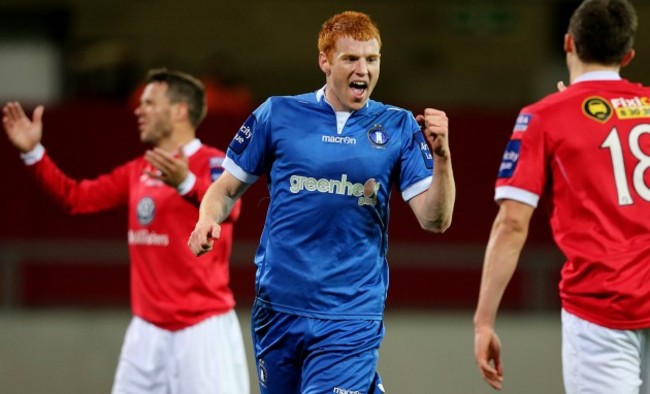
[229,115,255,154]
[582,97,612,123]
[367,124,389,147]
[209,157,225,181]
[258,359,268,388]
[136,196,156,226]
[498,140,521,179]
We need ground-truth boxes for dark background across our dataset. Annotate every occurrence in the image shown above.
[4,0,642,311]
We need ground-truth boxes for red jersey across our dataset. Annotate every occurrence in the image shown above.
[495,73,650,330]
[27,139,241,330]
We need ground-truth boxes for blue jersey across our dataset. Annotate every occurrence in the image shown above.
[225,88,433,320]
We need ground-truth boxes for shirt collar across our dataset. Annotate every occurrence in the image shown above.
[182,138,201,157]
[573,70,621,84]
[316,86,326,103]
[316,85,370,111]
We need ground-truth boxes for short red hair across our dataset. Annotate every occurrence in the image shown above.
[318,11,382,60]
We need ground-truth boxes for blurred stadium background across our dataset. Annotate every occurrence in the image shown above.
[2,0,648,392]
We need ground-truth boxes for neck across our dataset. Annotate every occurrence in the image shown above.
[568,58,620,84]
[156,126,195,152]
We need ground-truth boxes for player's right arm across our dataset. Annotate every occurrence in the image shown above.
[3,101,129,213]
[188,170,250,256]
[473,199,534,390]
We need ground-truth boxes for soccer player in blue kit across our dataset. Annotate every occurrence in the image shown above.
[188,10,456,394]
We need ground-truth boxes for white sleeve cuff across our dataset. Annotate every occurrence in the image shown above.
[20,144,45,165]
[177,172,196,195]
[223,157,258,184]
[401,176,432,201]
[495,185,539,208]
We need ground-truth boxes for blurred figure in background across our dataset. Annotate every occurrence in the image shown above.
[2,68,249,394]
[474,1,650,392]
[128,52,254,119]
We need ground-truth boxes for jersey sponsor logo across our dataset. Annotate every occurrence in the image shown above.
[513,113,532,132]
[209,157,225,181]
[610,96,650,119]
[229,115,255,154]
[498,139,521,178]
[322,135,357,145]
[289,173,380,206]
[413,131,434,170]
[136,196,155,225]
[582,97,613,123]
[128,229,169,246]
[367,124,389,147]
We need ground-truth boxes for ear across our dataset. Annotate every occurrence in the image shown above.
[563,33,573,54]
[620,49,635,68]
[319,52,331,76]
[172,102,189,122]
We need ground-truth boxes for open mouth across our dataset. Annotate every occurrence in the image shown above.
[349,81,368,97]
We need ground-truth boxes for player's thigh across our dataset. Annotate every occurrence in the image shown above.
[174,311,250,394]
[251,302,302,394]
[301,319,384,394]
[112,316,172,394]
[562,309,644,394]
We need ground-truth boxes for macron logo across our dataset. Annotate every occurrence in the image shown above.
[322,135,356,145]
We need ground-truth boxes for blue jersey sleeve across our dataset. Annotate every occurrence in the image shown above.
[398,113,433,201]
[225,98,274,183]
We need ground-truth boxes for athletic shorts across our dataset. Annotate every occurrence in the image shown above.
[251,299,386,394]
[112,311,249,394]
[562,309,650,394]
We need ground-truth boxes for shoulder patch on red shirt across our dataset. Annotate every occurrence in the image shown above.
[498,140,521,179]
[513,114,532,132]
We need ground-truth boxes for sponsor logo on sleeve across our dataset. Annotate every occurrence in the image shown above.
[229,115,255,155]
[582,97,613,123]
[497,140,521,179]
[513,114,532,132]
[414,131,434,170]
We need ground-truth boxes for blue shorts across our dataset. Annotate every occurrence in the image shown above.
[251,300,386,394]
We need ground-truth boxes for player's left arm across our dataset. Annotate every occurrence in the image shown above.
[473,199,534,390]
[408,108,455,233]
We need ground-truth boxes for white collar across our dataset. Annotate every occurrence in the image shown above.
[316,85,370,110]
[573,70,621,84]
[182,138,201,157]
[316,86,326,102]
